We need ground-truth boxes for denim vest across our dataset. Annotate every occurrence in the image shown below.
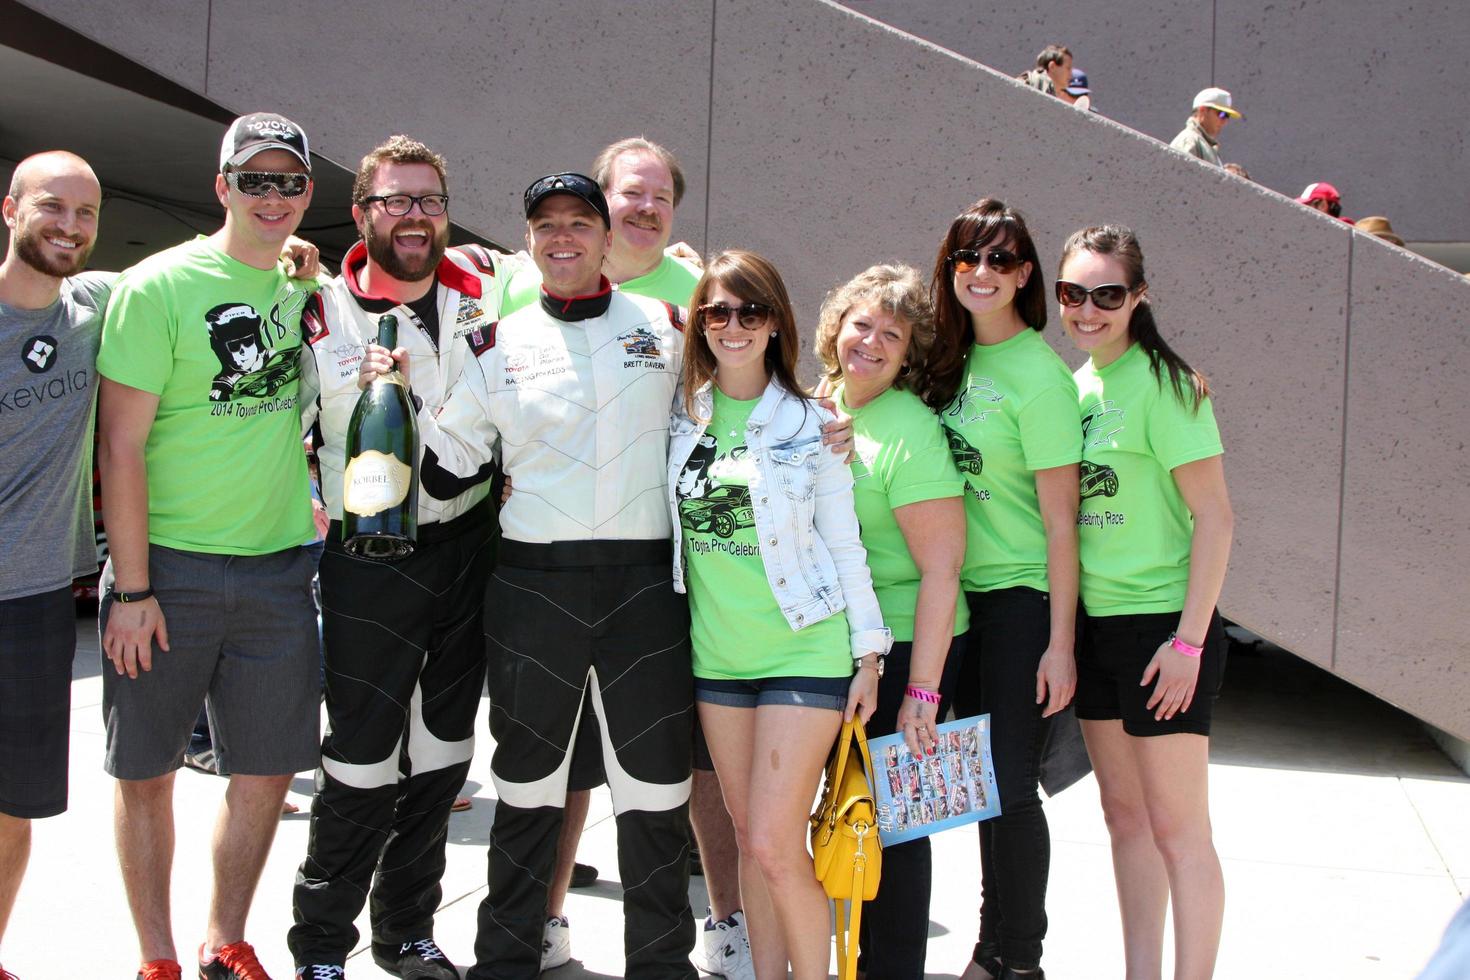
[667,380,892,660]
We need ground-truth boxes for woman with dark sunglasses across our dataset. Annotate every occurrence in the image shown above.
[666,250,889,980]
[812,264,969,979]
[1057,225,1231,980]
[925,198,1082,980]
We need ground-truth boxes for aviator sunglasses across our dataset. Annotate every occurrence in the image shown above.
[698,302,773,331]
[1055,280,1133,310]
[948,247,1022,275]
[227,170,310,198]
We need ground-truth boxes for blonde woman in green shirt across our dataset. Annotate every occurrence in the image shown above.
[925,199,1081,980]
[814,264,969,980]
[1058,225,1232,980]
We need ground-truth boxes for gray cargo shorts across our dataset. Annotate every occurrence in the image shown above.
[100,544,321,780]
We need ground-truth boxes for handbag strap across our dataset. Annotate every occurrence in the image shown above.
[832,843,870,980]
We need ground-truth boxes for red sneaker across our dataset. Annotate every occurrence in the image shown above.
[199,941,271,980]
[137,960,183,980]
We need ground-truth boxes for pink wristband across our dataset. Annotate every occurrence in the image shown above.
[905,685,942,704]
[1168,633,1204,658]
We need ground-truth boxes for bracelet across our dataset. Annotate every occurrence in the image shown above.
[1168,632,1203,658]
[905,685,942,704]
[108,586,155,604]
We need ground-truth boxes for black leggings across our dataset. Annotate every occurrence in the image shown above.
[956,587,1055,972]
[856,635,965,980]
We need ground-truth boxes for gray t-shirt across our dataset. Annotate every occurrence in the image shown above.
[0,272,114,600]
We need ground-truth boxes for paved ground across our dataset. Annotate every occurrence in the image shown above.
[3,619,1466,978]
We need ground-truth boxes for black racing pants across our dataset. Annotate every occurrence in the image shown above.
[289,505,496,965]
[468,539,695,980]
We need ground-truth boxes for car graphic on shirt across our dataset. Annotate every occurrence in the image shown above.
[945,428,984,475]
[1079,459,1119,500]
[679,484,755,539]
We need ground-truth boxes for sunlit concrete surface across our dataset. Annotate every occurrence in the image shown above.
[2,618,1464,978]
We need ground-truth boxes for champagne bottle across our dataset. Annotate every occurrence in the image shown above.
[342,314,420,560]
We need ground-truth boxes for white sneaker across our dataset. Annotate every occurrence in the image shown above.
[541,914,571,971]
[692,910,755,980]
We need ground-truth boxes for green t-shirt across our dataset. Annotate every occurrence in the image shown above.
[677,390,851,680]
[97,237,316,555]
[939,328,1082,593]
[501,252,700,314]
[1075,342,1223,615]
[840,384,970,641]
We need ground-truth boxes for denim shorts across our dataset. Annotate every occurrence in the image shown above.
[694,674,849,711]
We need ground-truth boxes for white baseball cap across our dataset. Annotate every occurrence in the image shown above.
[1192,87,1243,119]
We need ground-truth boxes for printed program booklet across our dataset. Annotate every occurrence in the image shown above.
[869,713,1002,846]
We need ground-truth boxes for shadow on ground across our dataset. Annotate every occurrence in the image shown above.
[1210,638,1465,780]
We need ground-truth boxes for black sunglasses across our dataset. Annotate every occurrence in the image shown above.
[361,193,449,217]
[949,247,1022,275]
[227,170,310,199]
[698,302,773,331]
[1055,280,1133,310]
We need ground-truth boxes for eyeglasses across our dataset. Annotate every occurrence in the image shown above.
[1216,110,1232,121]
[949,247,1022,275]
[227,171,310,198]
[361,193,449,217]
[1055,280,1133,310]
[698,302,773,331]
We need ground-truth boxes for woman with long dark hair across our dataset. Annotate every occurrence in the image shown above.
[813,264,968,979]
[1057,225,1231,980]
[927,199,1081,980]
[667,250,889,980]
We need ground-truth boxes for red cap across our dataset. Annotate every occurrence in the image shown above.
[1297,182,1341,205]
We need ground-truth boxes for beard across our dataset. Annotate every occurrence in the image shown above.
[363,218,449,282]
[14,224,94,278]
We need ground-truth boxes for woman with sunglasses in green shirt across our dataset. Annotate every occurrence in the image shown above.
[1058,225,1232,980]
[925,199,1082,980]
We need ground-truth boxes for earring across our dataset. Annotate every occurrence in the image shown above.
[770,331,778,338]
[899,363,912,377]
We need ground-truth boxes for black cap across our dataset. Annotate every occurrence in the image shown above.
[220,113,311,173]
[523,172,611,228]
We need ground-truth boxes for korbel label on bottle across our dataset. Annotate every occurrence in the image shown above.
[343,450,413,516]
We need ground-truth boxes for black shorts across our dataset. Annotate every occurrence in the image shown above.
[1075,610,1225,737]
[0,586,76,818]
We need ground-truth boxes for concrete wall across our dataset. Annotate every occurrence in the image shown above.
[16,0,1470,739]
[842,0,1470,246]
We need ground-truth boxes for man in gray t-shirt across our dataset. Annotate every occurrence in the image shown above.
[0,149,107,977]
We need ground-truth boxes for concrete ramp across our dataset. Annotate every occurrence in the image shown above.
[17,0,1470,739]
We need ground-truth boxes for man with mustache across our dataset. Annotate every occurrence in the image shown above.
[0,150,109,980]
[290,135,510,980]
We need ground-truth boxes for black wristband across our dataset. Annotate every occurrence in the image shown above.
[109,587,155,603]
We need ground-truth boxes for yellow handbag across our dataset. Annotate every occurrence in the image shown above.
[810,716,882,980]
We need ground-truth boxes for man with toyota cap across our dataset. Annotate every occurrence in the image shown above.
[289,134,510,980]
[1169,86,1243,166]
[362,171,696,979]
[97,111,323,980]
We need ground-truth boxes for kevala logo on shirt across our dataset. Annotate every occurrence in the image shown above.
[3,334,87,414]
[21,335,58,373]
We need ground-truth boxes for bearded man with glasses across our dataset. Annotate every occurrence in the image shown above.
[289,134,513,980]
[96,112,325,980]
